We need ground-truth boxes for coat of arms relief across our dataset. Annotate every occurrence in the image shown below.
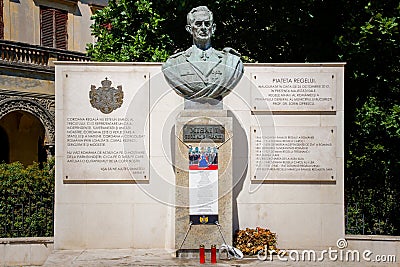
[89,78,124,114]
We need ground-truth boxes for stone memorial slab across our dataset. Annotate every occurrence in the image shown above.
[62,70,149,182]
[251,70,337,111]
[251,126,336,181]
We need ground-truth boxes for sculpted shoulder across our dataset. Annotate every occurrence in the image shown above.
[162,48,192,70]
[222,47,241,57]
[221,47,243,70]
[169,51,185,59]
[217,47,242,66]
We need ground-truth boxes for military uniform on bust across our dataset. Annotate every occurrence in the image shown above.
[162,45,243,100]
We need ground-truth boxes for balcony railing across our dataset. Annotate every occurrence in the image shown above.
[0,40,90,72]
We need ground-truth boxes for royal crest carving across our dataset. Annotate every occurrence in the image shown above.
[89,78,124,114]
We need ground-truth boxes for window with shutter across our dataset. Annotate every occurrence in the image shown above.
[40,6,68,49]
[0,0,4,39]
[55,10,68,49]
[40,7,54,47]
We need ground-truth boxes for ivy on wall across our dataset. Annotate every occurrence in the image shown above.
[0,158,54,238]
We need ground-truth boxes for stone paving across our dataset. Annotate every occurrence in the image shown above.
[41,249,392,267]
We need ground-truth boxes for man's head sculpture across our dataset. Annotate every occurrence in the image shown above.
[185,6,215,50]
[162,6,244,101]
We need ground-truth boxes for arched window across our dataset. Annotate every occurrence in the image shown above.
[0,111,45,165]
[0,126,9,163]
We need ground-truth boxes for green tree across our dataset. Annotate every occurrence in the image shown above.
[88,0,341,63]
[152,0,340,62]
[0,159,55,237]
[338,1,400,234]
[87,0,172,62]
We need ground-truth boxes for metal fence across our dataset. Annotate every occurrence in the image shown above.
[345,203,387,235]
[1,194,54,238]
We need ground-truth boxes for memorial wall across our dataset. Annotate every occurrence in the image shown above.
[55,62,344,250]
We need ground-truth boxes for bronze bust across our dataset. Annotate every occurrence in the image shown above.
[162,6,244,100]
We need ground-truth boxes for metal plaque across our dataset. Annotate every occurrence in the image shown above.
[183,125,225,143]
[251,126,337,181]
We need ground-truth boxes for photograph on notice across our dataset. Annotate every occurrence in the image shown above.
[188,146,218,170]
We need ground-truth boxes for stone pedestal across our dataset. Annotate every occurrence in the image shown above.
[175,110,233,254]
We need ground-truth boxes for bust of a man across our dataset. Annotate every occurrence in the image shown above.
[162,6,244,100]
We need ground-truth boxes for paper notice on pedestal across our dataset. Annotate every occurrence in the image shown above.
[189,146,219,224]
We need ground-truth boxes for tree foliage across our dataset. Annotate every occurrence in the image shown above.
[338,1,400,234]
[151,0,341,62]
[87,0,400,234]
[0,159,55,237]
[87,0,172,62]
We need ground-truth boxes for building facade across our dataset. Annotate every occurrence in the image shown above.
[0,0,106,165]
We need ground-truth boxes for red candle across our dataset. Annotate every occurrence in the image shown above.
[199,244,205,264]
[211,244,217,264]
